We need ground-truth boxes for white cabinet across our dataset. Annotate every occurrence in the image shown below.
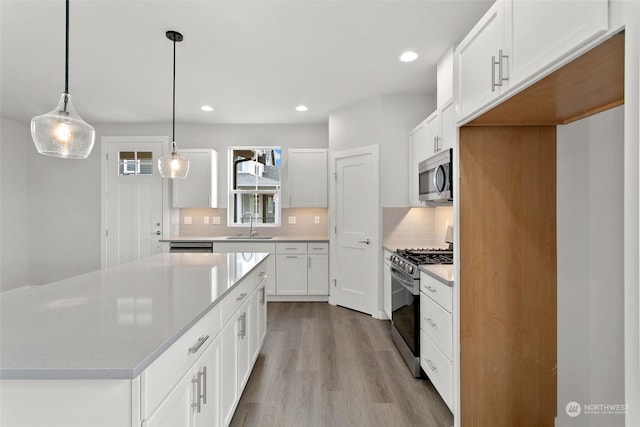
[456,0,509,122]
[308,243,329,295]
[509,0,608,88]
[144,337,220,427]
[420,271,453,411]
[173,149,218,208]
[409,120,429,207]
[436,47,454,108]
[220,310,240,426]
[286,149,328,208]
[275,243,329,297]
[456,0,609,123]
[425,111,441,157]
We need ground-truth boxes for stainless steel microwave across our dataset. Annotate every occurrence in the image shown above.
[418,148,452,203]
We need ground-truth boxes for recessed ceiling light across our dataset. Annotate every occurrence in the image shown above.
[400,51,418,62]
[200,105,214,112]
[295,105,308,112]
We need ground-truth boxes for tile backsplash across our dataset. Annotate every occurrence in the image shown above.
[383,206,453,250]
[178,208,329,237]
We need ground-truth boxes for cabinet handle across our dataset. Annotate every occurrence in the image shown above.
[426,318,438,328]
[236,292,247,301]
[491,49,509,92]
[191,375,202,412]
[260,286,266,304]
[425,285,437,293]
[308,257,311,268]
[491,54,497,92]
[238,313,247,338]
[188,335,210,354]
[426,359,438,373]
[200,366,207,405]
[286,255,298,259]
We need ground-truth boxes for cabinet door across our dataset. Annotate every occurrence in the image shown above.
[192,337,220,427]
[276,255,308,295]
[237,305,251,391]
[144,369,193,427]
[409,120,428,207]
[510,0,607,87]
[172,149,217,208]
[456,0,507,123]
[220,314,239,426]
[308,254,329,295]
[287,149,328,207]
[249,289,260,364]
[258,286,267,346]
[425,111,441,156]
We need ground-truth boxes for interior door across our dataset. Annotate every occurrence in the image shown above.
[105,139,165,267]
[329,145,379,316]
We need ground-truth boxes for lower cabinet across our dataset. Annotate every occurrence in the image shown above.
[308,254,329,295]
[145,261,269,427]
[276,254,308,295]
[145,337,220,427]
[275,242,329,297]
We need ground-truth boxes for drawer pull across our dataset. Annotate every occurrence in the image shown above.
[191,377,201,412]
[238,313,247,338]
[426,318,438,328]
[200,366,207,405]
[426,359,438,373]
[236,292,248,301]
[425,286,437,293]
[188,335,210,354]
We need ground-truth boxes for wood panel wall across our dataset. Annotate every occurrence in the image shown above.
[459,126,557,427]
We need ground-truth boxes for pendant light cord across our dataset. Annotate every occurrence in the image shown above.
[63,0,70,112]
[172,36,176,146]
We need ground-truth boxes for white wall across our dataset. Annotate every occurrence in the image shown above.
[557,105,625,427]
[0,117,30,291]
[0,120,327,290]
[328,94,434,207]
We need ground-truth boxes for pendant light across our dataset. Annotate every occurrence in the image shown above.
[30,0,95,159]
[158,30,189,179]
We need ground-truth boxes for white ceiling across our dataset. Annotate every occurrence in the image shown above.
[0,0,493,125]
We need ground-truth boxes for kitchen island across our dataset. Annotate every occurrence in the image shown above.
[0,252,269,427]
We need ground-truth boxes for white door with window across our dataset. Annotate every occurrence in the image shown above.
[102,136,167,267]
[329,145,380,317]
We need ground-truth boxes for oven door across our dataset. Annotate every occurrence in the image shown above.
[390,267,420,356]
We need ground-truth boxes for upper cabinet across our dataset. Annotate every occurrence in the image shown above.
[456,0,509,123]
[286,149,328,208]
[409,120,429,207]
[436,47,454,108]
[508,0,608,89]
[456,0,608,124]
[172,149,218,208]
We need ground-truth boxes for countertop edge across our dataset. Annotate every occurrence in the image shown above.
[419,265,454,287]
[162,236,329,243]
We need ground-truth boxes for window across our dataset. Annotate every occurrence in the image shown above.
[119,151,153,176]
[228,147,281,226]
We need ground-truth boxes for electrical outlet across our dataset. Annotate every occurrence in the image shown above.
[288,216,297,224]
[204,216,210,224]
[314,216,320,224]
[212,216,221,225]
[183,216,192,225]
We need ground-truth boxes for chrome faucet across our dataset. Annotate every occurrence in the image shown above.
[242,212,258,237]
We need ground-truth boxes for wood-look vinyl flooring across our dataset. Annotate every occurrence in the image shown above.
[230,302,453,427]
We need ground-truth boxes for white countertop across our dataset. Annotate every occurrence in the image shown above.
[162,235,329,243]
[0,252,268,380]
[419,264,455,286]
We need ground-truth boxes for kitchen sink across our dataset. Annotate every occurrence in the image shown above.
[225,236,274,240]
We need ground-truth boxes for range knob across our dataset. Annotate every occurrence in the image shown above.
[408,265,414,274]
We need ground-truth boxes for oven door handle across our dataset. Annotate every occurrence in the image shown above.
[390,268,419,295]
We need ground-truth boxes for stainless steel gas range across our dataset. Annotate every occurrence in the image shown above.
[390,248,453,377]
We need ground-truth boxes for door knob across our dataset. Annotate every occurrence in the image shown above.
[152,230,161,236]
[358,238,371,245]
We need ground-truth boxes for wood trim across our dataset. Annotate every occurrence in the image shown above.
[459,126,557,427]
[468,33,624,126]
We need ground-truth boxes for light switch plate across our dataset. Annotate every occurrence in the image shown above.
[204,216,210,224]
[212,216,221,225]
[314,216,320,224]
[183,216,192,225]
[288,216,296,224]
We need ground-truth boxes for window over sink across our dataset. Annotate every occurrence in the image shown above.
[228,147,281,227]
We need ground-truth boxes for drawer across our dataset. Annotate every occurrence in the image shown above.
[420,293,453,361]
[421,331,454,411]
[221,273,254,327]
[142,304,221,417]
[276,242,307,254]
[420,271,452,312]
[307,242,328,254]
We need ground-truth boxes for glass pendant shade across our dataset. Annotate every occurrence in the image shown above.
[31,93,95,159]
[158,142,189,179]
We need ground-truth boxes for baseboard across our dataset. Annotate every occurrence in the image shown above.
[266,295,329,302]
